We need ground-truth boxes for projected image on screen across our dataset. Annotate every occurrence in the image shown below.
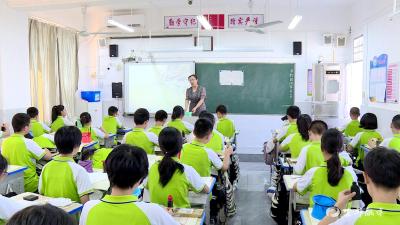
[125,62,195,114]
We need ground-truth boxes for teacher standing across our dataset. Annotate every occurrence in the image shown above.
[185,74,207,116]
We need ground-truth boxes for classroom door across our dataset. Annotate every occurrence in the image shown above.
[345,62,363,118]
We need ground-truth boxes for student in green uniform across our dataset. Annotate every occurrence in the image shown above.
[80,144,179,225]
[102,106,123,135]
[280,114,312,158]
[215,105,236,139]
[294,120,328,175]
[180,118,233,177]
[39,126,93,204]
[348,113,383,168]
[148,110,168,136]
[277,105,301,142]
[26,107,51,137]
[341,107,363,137]
[198,111,224,154]
[319,147,400,225]
[122,108,158,154]
[0,155,26,225]
[50,105,74,132]
[294,129,355,206]
[1,113,52,192]
[167,106,194,136]
[6,204,75,225]
[0,123,10,140]
[145,127,209,208]
[380,114,400,152]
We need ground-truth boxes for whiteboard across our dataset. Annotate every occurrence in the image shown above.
[124,62,195,114]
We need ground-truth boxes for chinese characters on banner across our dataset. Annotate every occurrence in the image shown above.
[228,14,264,28]
[164,15,198,29]
[386,63,399,103]
[202,14,225,29]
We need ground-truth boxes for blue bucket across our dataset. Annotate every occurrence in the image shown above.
[311,195,336,220]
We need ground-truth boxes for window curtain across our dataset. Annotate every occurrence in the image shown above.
[29,19,78,122]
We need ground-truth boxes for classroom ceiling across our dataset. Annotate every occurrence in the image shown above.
[7,0,361,11]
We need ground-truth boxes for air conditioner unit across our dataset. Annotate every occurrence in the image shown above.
[336,35,346,47]
[106,15,145,29]
[323,34,333,46]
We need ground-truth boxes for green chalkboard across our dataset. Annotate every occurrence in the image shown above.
[195,63,295,114]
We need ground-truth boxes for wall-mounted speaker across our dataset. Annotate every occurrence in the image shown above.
[293,41,302,55]
[112,82,123,98]
[109,44,118,57]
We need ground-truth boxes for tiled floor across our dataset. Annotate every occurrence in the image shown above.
[229,162,276,225]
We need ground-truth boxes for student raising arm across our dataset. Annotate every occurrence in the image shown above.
[145,127,209,208]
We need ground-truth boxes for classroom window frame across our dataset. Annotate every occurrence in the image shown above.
[353,35,364,63]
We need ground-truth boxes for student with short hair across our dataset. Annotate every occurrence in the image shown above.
[0,155,26,224]
[380,114,400,152]
[294,120,328,175]
[294,129,355,206]
[341,107,363,137]
[6,204,76,225]
[215,105,236,139]
[277,105,301,142]
[198,111,225,154]
[148,110,168,136]
[102,106,122,135]
[180,118,233,177]
[145,127,209,208]
[348,113,383,168]
[122,108,158,154]
[1,113,52,192]
[167,106,194,136]
[26,107,51,137]
[280,114,312,158]
[50,105,74,132]
[39,126,93,204]
[80,145,179,225]
[319,147,400,225]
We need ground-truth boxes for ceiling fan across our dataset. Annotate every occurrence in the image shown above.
[244,0,283,34]
[78,6,126,37]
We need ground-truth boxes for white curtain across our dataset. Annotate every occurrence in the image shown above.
[29,19,78,122]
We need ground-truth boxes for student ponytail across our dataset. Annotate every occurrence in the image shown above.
[297,114,312,141]
[321,129,344,186]
[171,106,184,120]
[51,105,64,123]
[158,127,184,187]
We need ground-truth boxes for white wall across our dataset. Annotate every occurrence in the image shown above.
[350,0,400,137]
[0,1,30,124]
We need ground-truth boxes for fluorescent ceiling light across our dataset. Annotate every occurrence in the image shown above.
[107,18,134,32]
[197,15,212,30]
[288,15,302,30]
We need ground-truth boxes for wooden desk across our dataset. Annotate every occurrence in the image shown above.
[172,208,205,225]
[0,165,28,194]
[11,192,82,215]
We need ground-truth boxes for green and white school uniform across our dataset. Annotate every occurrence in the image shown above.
[343,120,363,137]
[122,128,158,154]
[380,134,400,152]
[145,157,206,208]
[92,148,113,169]
[33,133,56,149]
[216,117,236,138]
[0,195,26,225]
[205,130,224,154]
[79,195,179,225]
[280,133,310,158]
[102,116,122,135]
[148,125,164,136]
[349,130,383,166]
[330,202,400,225]
[180,140,223,177]
[80,126,107,149]
[277,121,298,142]
[30,119,51,137]
[39,155,93,202]
[294,141,324,175]
[296,164,355,207]
[1,134,46,192]
[50,116,74,132]
[167,119,194,135]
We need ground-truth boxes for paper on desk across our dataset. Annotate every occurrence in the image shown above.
[89,172,108,184]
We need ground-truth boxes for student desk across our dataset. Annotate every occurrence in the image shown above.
[11,192,82,215]
[102,134,116,148]
[80,141,99,152]
[283,174,302,225]
[116,128,133,141]
[172,208,205,225]
[0,165,27,194]
[300,208,319,225]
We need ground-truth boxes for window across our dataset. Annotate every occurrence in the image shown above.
[353,35,364,62]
